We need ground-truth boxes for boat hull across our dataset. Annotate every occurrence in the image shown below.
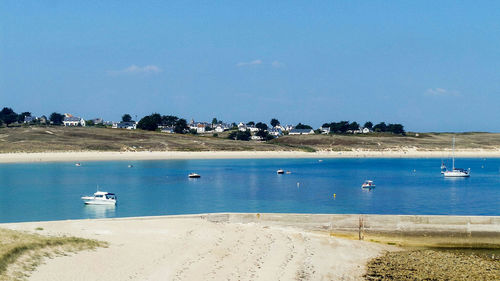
[443,172,470,177]
[81,197,116,205]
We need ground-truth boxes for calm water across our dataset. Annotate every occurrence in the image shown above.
[0,158,499,222]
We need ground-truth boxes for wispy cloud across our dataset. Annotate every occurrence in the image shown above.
[271,61,285,68]
[107,65,162,75]
[425,88,461,97]
[236,59,263,67]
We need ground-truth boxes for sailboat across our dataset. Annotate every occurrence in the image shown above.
[443,136,470,177]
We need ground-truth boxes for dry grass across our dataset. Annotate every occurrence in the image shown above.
[0,228,105,281]
[1,126,500,153]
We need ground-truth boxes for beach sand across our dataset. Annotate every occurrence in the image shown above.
[2,216,395,281]
[1,149,500,163]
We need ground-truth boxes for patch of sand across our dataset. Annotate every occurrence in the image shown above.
[2,216,395,281]
[0,149,500,163]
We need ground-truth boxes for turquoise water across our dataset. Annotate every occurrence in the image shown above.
[0,158,499,222]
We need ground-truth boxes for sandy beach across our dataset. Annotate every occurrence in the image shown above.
[1,149,500,163]
[2,215,395,281]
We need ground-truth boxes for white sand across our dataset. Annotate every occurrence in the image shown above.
[1,149,500,163]
[2,216,395,281]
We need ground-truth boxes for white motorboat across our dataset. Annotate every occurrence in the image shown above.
[361,180,376,189]
[443,137,470,177]
[188,173,201,178]
[81,191,117,205]
[276,169,285,174]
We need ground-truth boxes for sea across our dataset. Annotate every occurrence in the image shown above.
[0,158,499,223]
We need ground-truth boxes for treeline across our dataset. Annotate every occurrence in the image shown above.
[322,121,405,135]
[0,107,82,126]
[137,113,189,133]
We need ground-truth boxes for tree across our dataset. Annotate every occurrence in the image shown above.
[174,118,188,134]
[122,114,132,122]
[373,122,387,132]
[246,121,255,126]
[137,113,162,131]
[270,118,280,128]
[212,118,218,125]
[295,123,312,129]
[228,130,251,141]
[364,121,373,129]
[256,129,274,141]
[255,122,268,131]
[49,112,64,125]
[387,123,405,135]
[86,120,95,126]
[0,107,18,126]
[348,121,360,132]
[329,121,349,133]
[161,115,179,127]
[17,112,31,123]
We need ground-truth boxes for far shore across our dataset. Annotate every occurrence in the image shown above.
[1,149,500,163]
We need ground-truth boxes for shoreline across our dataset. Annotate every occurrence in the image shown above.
[1,149,500,163]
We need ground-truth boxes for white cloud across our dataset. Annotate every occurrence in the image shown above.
[107,65,162,75]
[236,59,263,67]
[425,88,461,97]
[271,61,285,68]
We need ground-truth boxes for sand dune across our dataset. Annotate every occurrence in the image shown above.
[3,216,394,281]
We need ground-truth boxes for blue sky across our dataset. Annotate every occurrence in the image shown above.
[1,1,500,132]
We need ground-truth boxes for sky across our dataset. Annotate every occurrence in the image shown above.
[1,1,500,132]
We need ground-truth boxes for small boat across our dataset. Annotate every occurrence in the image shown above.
[81,191,116,205]
[188,173,201,178]
[286,171,292,174]
[276,169,285,174]
[361,180,376,189]
[75,163,81,167]
[443,137,470,177]
[128,164,133,168]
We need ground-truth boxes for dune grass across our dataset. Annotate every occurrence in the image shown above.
[0,228,105,280]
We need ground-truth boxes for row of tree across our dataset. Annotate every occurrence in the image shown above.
[0,107,70,126]
[321,121,405,135]
[136,113,189,133]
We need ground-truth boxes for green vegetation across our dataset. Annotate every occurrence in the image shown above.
[49,112,64,125]
[228,130,251,141]
[0,228,105,280]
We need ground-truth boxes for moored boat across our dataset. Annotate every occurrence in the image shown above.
[361,180,376,189]
[188,173,201,178]
[81,191,117,205]
[276,169,284,174]
[443,137,470,177]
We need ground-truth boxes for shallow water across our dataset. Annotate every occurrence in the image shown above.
[0,158,499,222]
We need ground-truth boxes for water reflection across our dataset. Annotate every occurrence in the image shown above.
[82,205,116,219]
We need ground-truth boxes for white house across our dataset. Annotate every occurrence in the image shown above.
[268,128,283,136]
[284,125,294,131]
[362,127,371,133]
[320,126,330,134]
[251,135,263,141]
[113,121,136,129]
[247,126,259,133]
[161,127,174,133]
[289,129,314,135]
[238,122,247,132]
[63,114,86,127]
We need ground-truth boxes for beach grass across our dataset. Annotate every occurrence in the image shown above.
[3,126,500,153]
[0,228,105,280]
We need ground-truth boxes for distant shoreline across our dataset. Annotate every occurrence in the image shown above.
[1,150,500,163]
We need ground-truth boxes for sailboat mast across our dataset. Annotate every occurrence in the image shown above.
[452,136,455,170]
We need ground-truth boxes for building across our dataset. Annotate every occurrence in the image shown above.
[237,122,247,131]
[320,126,330,134]
[161,127,174,133]
[63,114,86,127]
[251,135,263,141]
[268,128,283,136]
[284,125,294,131]
[288,129,314,135]
[23,116,35,123]
[113,121,136,129]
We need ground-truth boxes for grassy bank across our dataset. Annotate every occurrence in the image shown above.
[0,228,105,280]
[1,126,500,153]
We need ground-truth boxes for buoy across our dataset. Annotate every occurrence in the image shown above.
[297,182,300,188]
[333,193,336,198]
